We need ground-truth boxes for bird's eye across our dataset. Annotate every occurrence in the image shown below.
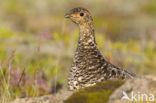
[80,13,84,16]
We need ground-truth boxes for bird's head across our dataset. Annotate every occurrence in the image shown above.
[65,7,93,25]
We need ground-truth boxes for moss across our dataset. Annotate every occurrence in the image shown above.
[64,80,124,103]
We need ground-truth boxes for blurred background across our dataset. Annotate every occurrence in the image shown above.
[0,0,156,101]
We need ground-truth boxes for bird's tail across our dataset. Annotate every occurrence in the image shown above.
[107,63,136,80]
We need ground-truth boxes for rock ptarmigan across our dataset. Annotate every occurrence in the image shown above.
[65,7,136,90]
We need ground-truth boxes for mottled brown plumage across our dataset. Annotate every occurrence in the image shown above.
[65,7,135,90]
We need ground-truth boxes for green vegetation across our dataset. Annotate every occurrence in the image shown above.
[64,80,124,103]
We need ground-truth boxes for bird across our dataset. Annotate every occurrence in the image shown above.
[65,7,136,90]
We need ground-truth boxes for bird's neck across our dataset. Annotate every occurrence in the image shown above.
[78,22,96,44]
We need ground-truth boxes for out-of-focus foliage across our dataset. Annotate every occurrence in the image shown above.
[0,0,156,101]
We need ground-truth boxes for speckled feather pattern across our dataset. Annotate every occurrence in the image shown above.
[65,7,136,90]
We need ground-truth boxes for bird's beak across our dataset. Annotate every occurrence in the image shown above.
[65,13,70,18]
